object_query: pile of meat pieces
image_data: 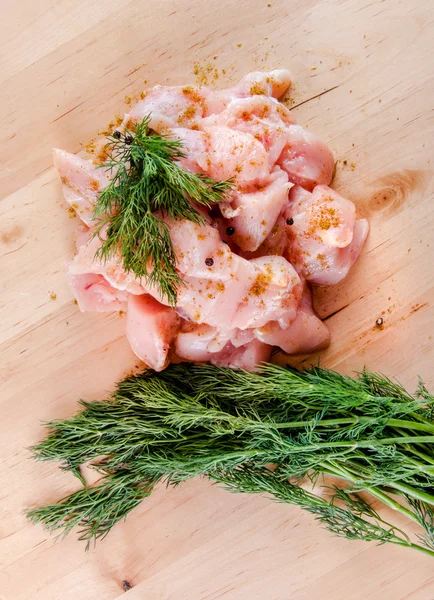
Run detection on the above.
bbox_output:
[54,69,369,372]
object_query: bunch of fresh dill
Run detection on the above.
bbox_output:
[27,363,434,556]
[92,117,233,305]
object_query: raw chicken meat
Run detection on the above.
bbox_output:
[205,69,292,114]
[278,125,335,190]
[126,294,181,371]
[54,149,110,226]
[284,185,369,285]
[67,272,128,313]
[220,168,292,252]
[56,69,368,372]
[255,285,330,354]
[128,84,208,132]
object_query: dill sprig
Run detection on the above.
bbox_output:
[27,364,434,556]
[92,116,234,305]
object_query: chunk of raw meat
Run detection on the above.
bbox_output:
[294,218,368,286]
[206,69,291,114]
[284,185,367,285]
[202,95,295,168]
[175,255,257,330]
[169,127,209,173]
[67,271,128,312]
[239,215,288,260]
[203,126,270,185]
[69,229,148,296]
[211,339,272,371]
[278,125,335,190]
[221,168,292,252]
[163,216,235,281]
[255,285,330,354]
[232,256,303,330]
[128,84,209,132]
[175,323,226,362]
[53,149,110,226]
[126,294,181,371]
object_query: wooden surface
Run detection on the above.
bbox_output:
[1,0,434,598]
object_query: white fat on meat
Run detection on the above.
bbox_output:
[53,149,110,226]
[255,284,330,354]
[69,230,147,296]
[175,323,224,362]
[278,125,335,191]
[126,294,181,371]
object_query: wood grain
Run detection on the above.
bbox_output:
[1,0,434,598]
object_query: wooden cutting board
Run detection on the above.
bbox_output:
[1,0,433,598]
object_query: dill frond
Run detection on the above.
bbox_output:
[27,364,434,556]
[92,116,234,304]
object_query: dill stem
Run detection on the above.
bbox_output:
[323,461,420,525]
[277,436,434,452]
[393,540,434,558]
[400,444,434,467]
[274,417,434,435]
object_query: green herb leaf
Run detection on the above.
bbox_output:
[92,116,234,305]
[27,363,434,556]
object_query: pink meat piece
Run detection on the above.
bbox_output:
[255,285,330,354]
[291,218,369,286]
[221,168,292,252]
[69,230,147,296]
[175,255,257,331]
[287,185,356,248]
[126,294,181,371]
[284,185,367,285]
[67,271,128,312]
[202,126,270,185]
[127,84,209,132]
[239,214,288,260]
[278,125,335,191]
[211,339,272,371]
[175,253,302,333]
[206,69,291,115]
[174,323,229,362]
[163,217,235,281]
[232,256,303,330]
[175,323,271,372]
[53,149,110,226]
[230,328,256,348]
[169,127,209,174]
[202,96,295,168]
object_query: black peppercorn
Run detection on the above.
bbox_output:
[376,317,384,327]
[286,217,294,226]
[205,257,214,266]
[124,135,133,145]
[113,130,121,139]
[226,226,235,236]
[122,580,132,592]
